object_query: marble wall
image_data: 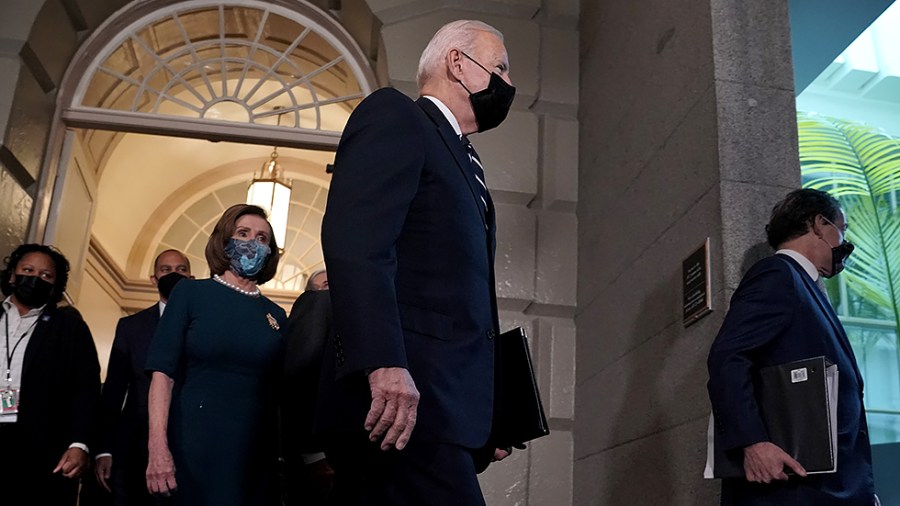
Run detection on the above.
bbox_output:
[0,0,131,258]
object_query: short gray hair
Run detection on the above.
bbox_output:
[417,20,504,91]
[305,269,327,291]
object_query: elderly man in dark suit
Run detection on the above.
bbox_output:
[93,249,191,505]
[319,19,515,506]
[708,189,877,505]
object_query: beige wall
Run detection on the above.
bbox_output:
[576,0,800,504]
[80,271,127,381]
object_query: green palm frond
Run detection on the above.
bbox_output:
[799,112,900,331]
[841,197,900,311]
[800,113,900,199]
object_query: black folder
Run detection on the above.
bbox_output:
[705,356,838,478]
[490,327,550,450]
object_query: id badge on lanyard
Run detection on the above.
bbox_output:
[0,386,17,415]
[3,310,39,416]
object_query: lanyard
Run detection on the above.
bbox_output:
[3,310,40,385]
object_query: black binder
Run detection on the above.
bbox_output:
[491,327,550,450]
[705,356,838,478]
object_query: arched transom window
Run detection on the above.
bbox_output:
[67,0,373,147]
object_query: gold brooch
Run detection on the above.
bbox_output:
[266,313,280,330]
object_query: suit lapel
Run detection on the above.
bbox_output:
[21,307,53,380]
[136,305,160,361]
[779,256,864,387]
[416,97,489,230]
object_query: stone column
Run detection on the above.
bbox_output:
[576,0,798,504]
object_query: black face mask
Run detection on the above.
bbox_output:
[825,241,854,278]
[460,52,516,133]
[156,272,188,301]
[820,218,854,278]
[12,275,55,308]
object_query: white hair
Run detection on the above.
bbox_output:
[416,20,504,91]
[305,269,327,291]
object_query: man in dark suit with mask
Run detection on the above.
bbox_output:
[93,249,191,505]
[708,189,877,505]
[319,19,515,506]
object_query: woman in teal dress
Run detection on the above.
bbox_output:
[145,204,286,505]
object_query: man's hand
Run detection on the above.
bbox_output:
[743,441,807,483]
[307,458,335,499]
[365,367,420,450]
[53,447,89,478]
[493,448,511,462]
[95,455,113,492]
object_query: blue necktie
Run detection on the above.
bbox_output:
[462,135,488,217]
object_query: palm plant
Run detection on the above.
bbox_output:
[798,111,900,354]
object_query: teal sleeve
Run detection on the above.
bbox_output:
[145,280,193,378]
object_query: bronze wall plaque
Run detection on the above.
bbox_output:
[683,238,712,327]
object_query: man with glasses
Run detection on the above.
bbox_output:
[708,188,877,505]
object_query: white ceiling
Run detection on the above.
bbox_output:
[91,131,335,277]
[797,1,900,136]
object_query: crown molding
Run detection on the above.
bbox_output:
[86,237,157,313]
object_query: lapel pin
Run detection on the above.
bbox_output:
[266,313,279,330]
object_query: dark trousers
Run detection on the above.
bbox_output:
[325,434,485,506]
[78,469,112,506]
[110,447,168,506]
[0,422,79,505]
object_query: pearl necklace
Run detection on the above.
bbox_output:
[213,274,260,297]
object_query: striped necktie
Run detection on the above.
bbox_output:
[462,135,488,217]
[815,277,830,300]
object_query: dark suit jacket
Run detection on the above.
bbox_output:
[319,88,499,450]
[282,290,332,455]
[1,304,101,470]
[96,304,159,460]
[708,254,874,505]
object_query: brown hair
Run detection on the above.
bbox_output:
[205,204,281,284]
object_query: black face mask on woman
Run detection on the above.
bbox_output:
[459,51,516,133]
[12,275,55,308]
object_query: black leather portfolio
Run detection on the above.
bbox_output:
[705,356,838,478]
[491,327,550,450]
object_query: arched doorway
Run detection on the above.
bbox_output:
[32,0,378,373]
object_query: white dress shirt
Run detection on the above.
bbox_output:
[775,249,819,281]
[422,95,462,137]
[1,296,44,424]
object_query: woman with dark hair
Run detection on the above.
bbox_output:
[145,204,286,505]
[0,243,101,505]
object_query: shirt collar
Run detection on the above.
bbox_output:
[422,95,462,137]
[776,249,819,281]
[2,296,45,318]
[158,300,167,316]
